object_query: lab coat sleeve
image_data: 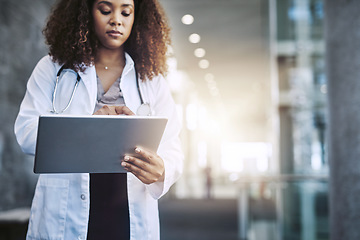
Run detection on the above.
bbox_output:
[145,75,184,199]
[14,56,57,155]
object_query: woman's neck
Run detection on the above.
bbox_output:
[95,47,126,69]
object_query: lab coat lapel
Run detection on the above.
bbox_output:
[121,54,142,114]
[78,65,97,112]
[121,69,142,114]
[75,54,142,115]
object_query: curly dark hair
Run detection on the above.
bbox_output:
[43,0,171,80]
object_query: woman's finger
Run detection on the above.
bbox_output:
[122,161,157,184]
[124,155,152,171]
[115,106,135,115]
[121,147,165,184]
[134,147,157,163]
[93,105,134,115]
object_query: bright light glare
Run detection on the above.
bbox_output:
[198,141,207,168]
[189,33,201,43]
[221,143,244,172]
[175,104,183,124]
[198,107,208,130]
[186,104,198,131]
[257,156,269,172]
[229,173,239,182]
[311,141,322,170]
[194,48,206,58]
[199,59,209,69]
[210,88,219,97]
[181,14,194,25]
[221,142,271,173]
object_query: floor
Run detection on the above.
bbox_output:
[159,198,238,240]
[0,198,239,240]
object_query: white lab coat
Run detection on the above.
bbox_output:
[14,54,183,240]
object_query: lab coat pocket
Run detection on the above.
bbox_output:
[27,176,70,240]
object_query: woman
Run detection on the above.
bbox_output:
[14,0,183,239]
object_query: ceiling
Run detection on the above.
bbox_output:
[159,0,272,141]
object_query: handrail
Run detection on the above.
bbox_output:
[235,174,329,240]
[235,174,328,184]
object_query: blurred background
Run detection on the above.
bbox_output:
[0,0,329,239]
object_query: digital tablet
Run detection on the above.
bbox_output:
[34,115,168,173]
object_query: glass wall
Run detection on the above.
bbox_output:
[271,0,328,239]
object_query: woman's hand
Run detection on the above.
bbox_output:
[122,147,165,184]
[93,105,135,115]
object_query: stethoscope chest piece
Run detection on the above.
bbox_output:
[135,69,152,116]
[136,103,151,116]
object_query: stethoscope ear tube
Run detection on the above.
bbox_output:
[51,66,81,114]
[135,68,144,105]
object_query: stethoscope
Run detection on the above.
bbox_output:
[51,66,151,116]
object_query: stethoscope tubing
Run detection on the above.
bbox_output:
[51,66,81,114]
[52,66,150,115]
[135,68,145,105]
